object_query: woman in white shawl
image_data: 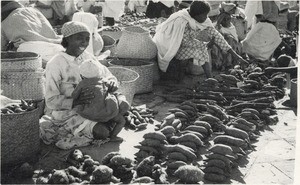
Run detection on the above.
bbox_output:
[153,1,248,80]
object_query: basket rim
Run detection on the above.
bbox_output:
[1,51,41,61]
[1,107,39,118]
[109,58,154,67]
[1,70,44,74]
[123,26,149,34]
[108,66,140,83]
[102,34,117,46]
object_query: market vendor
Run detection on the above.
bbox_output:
[211,2,243,71]
[40,21,125,150]
[146,0,177,18]
[99,0,126,26]
[153,1,248,80]
[242,1,282,61]
[1,0,62,51]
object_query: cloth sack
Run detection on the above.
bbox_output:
[17,41,65,63]
[241,22,282,61]
[72,78,119,123]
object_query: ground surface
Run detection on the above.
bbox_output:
[1,73,298,185]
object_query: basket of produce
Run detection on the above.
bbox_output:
[1,70,45,100]
[116,26,157,59]
[109,58,154,94]
[1,100,40,167]
[102,34,117,56]
[108,66,139,105]
[1,51,42,72]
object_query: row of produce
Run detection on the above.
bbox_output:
[27,63,286,184]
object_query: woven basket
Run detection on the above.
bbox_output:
[108,66,139,105]
[109,58,154,94]
[1,51,42,72]
[1,70,45,100]
[116,26,157,59]
[102,34,117,56]
[1,108,40,166]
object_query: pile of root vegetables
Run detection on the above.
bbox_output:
[19,65,289,184]
[142,65,287,183]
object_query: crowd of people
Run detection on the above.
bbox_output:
[1,0,298,149]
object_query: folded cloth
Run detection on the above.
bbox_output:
[242,22,282,60]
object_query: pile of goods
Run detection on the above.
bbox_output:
[124,106,157,131]
[150,64,289,183]
[103,12,159,35]
[1,99,37,114]
[32,150,170,184]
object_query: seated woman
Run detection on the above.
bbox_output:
[211,3,243,71]
[1,0,62,50]
[40,21,126,150]
[1,0,64,68]
[153,1,248,81]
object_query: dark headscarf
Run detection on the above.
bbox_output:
[1,0,23,21]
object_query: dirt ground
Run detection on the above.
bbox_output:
[1,73,299,184]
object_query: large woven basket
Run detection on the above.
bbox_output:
[102,34,117,56]
[1,108,40,167]
[116,26,158,59]
[108,66,139,105]
[1,51,42,72]
[109,58,154,94]
[1,70,45,100]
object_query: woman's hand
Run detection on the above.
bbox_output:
[73,87,95,107]
[229,49,249,69]
[105,81,118,92]
[236,55,249,68]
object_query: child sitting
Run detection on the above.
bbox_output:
[72,59,130,141]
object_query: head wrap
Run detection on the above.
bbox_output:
[61,21,90,38]
[1,0,23,21]
[79,59,101,78]
[220,2,236,14]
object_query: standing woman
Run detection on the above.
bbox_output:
[100,0,126,26]
[40,21,122,150]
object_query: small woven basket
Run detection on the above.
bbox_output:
[116,26,158,59]
[1,51,42,72]
[109,58,154,94]
[108,66,139,105]
[1,70,45,100]
[1,108,40,166]
[102,34,117,56]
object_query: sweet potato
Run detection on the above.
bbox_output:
[204,172,227,183]
[213,135,247,148]
[163,144,197,161]
[185,125,208,136]
[143,131,166,142]
[140,138,163,147]
[174,165,204,184]
[172,133,203,146]
[168,152,188,162]
[209,144,234,156]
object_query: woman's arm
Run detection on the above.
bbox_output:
[207,27,248,66]
[45,59,74,110]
